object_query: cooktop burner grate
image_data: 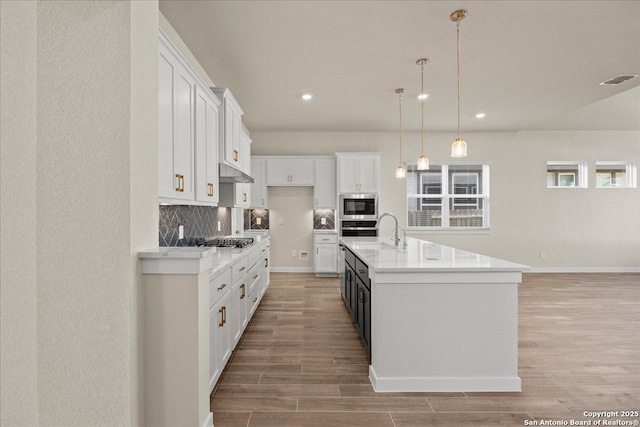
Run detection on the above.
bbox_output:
[197,237,254,248]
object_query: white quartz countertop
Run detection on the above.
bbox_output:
[341,236,529,273]
[139,235,269,275]
[138,246,217,258]
[314,229,338,234]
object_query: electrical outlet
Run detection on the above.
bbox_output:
[321,218,326,225]
[256,217,262,225]
[217,221,221,232]
[291,250,297,257]
[540,251,546,259]
[279,218,284,225]
[178,225,184,239]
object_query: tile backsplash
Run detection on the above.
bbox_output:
[313,209,335,230]
[159,205,232,246]
[244,209,270,230]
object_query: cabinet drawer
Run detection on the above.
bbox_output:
[345,248,356,269]
[314,234,338,244]
[232,256,249,284]
[247,261,261,295]
[210,268,232,307]
[248,245,261,270]
[355,257,369,287]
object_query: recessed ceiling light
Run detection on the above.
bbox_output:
[301,93,313,100]
[475,113,486,118]
[417,93,429,100]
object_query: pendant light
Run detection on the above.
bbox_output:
[416,58,430,170]
[395,88,406,179]
[451,9,467,157]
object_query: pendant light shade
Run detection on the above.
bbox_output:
[451,10,467,158]
[395,88,406,179]
[451,138,467,157]
[416,58,429,170]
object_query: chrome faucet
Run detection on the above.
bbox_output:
[378,212,400,247]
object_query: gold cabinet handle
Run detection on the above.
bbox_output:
[243,192,247,202]
[217,283,226,291]
[233,150,238,162]
[240,284,246,299]
[253,297,258,303]
[208,182,214,197]
[218,307,224,327]
[253,274,259,280]
[264,258,268,267]
[175,174,185,192]
[223,306,226,325]
[239,266,246,272]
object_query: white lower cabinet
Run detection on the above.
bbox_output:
[208,238,270,393]
[211,290,232,392]
[314,233,339,274]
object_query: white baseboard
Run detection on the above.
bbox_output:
[527,267,640,273]
[369,366,521,392]
[270,267,314,273]
[204,412,213,427]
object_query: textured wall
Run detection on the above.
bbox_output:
[0,1,39,424]
[159,205,232,246]
[268,187,314,271]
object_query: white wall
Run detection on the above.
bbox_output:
[0,1,158,425]
[252,130,640,270]
[1,1,38,424]
[268,187,315,271]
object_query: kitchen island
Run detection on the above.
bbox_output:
[340,236,529,393]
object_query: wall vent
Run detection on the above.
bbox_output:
[599,74,638,85]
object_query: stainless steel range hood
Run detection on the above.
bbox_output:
[219,163,254,184]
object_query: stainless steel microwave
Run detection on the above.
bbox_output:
[339,194,378,220]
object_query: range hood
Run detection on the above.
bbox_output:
[219,163,254,184]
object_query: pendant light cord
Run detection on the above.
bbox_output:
[421,62,425,154]
[399,91,403,162]
[456,21,461,140]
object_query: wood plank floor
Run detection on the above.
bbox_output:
[211,272,640,426]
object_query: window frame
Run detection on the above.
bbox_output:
[546,161,587,188]
[595,161,637,189]
[406,162,490,234]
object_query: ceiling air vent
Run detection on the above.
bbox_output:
[599,74,638,85]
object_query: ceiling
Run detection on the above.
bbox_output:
[159,1,640,133]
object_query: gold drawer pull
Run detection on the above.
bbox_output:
[253,274,259,280]
[240,284,246,299]
[218,307,224,327]
[233,150,238,162]
[239,266,246,272]
[217,283,226,291]
[253,297,258,303]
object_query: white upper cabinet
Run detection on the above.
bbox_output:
[266,157,315,186]
[314,158,336,208]
[337,153,380,193]
[194,85,221,204]
[158,36,195,201]
[211,88,244,170]
[250,158,267,208]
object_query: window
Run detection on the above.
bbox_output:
[595,162,636,188]
[407,163,489,230]
[547,161,587,188]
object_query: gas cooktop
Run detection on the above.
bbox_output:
[196,237,254,249]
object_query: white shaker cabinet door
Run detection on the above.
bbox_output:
[357,155,379,193]
[289,159,315,185]
[266,158,290,185]
[338,155,359,193]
